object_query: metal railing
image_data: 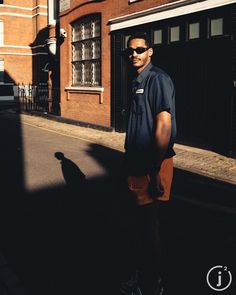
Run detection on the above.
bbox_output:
[17,83,60,114]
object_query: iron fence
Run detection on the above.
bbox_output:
[17,83,60,114]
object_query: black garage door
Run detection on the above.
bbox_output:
[154,37,232,153]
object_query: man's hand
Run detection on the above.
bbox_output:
[148,172,164,198]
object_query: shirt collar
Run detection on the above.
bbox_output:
[135,63,153,84]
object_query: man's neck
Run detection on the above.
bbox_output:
[136,61,151,74]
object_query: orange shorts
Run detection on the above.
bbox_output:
[127,157,174,205]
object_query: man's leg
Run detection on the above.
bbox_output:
[126,158,174,294]
[136,201,162,295]
[127,176,162,295]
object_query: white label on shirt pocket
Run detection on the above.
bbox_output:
[136,89,144,94]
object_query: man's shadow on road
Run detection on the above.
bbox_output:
[54,151,86,187]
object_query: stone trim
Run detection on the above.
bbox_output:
[65,86,104,104]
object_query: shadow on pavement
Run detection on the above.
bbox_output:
[54,151,86,187]
[0,110,236,295]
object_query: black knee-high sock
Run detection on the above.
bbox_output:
[135,201,162,294]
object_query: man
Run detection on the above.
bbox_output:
[122,33,176,295]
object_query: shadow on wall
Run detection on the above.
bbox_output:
[30,26,61,115]
[30,26,49,85]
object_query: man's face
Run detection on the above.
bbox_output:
[128,38,153,73]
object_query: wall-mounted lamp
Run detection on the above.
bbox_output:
[47,37,57,56]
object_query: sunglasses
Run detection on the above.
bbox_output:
[125,47,149,55]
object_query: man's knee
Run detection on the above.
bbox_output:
[127,175,153,205]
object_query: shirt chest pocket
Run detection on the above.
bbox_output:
[133,94,144,115]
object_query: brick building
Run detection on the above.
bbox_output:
[58,0,236,157]
[0,0,48,101]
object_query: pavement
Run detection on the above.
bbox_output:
[18,111,236,186]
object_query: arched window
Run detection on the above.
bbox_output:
[71,14,101,87]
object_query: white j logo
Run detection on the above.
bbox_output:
[217,271,222,287]
[206,265,232,292]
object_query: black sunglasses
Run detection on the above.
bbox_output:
[125,47,149,55]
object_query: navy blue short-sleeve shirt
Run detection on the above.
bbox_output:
[124,63,177,176]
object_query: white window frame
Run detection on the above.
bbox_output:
[71,14,101,87]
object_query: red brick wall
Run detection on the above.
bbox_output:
[60,1,112,127]
[63,91,110,126]
[0,0,48,84]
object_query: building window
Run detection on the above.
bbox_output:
[170,26,180,42]
[0,1,3,4]
[153,29,162,45]
[0,59,4,84]
[210,18,223,36]
[0,20,3,46]
[72,15,101,87]
[189,22,200,40]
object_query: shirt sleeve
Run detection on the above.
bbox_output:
[150,72,175,117]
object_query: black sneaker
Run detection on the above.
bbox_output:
[120,271,164,295]
[120,271,143,295]
[158,277,164,295]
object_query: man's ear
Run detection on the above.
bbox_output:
[148,47,153,57]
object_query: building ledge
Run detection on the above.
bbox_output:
[65,86,104,103]
[65,86,104,93]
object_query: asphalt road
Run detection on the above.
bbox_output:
[0,110,236,295]
[22,121,112,191]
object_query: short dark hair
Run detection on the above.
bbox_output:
[127,32,152,48]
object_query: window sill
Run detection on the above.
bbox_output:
[65,86,104,103]
[65,86,104,93]
[129,0,142,4]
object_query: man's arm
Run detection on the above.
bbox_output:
[148,110,172,197]
[154,110,172,170]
